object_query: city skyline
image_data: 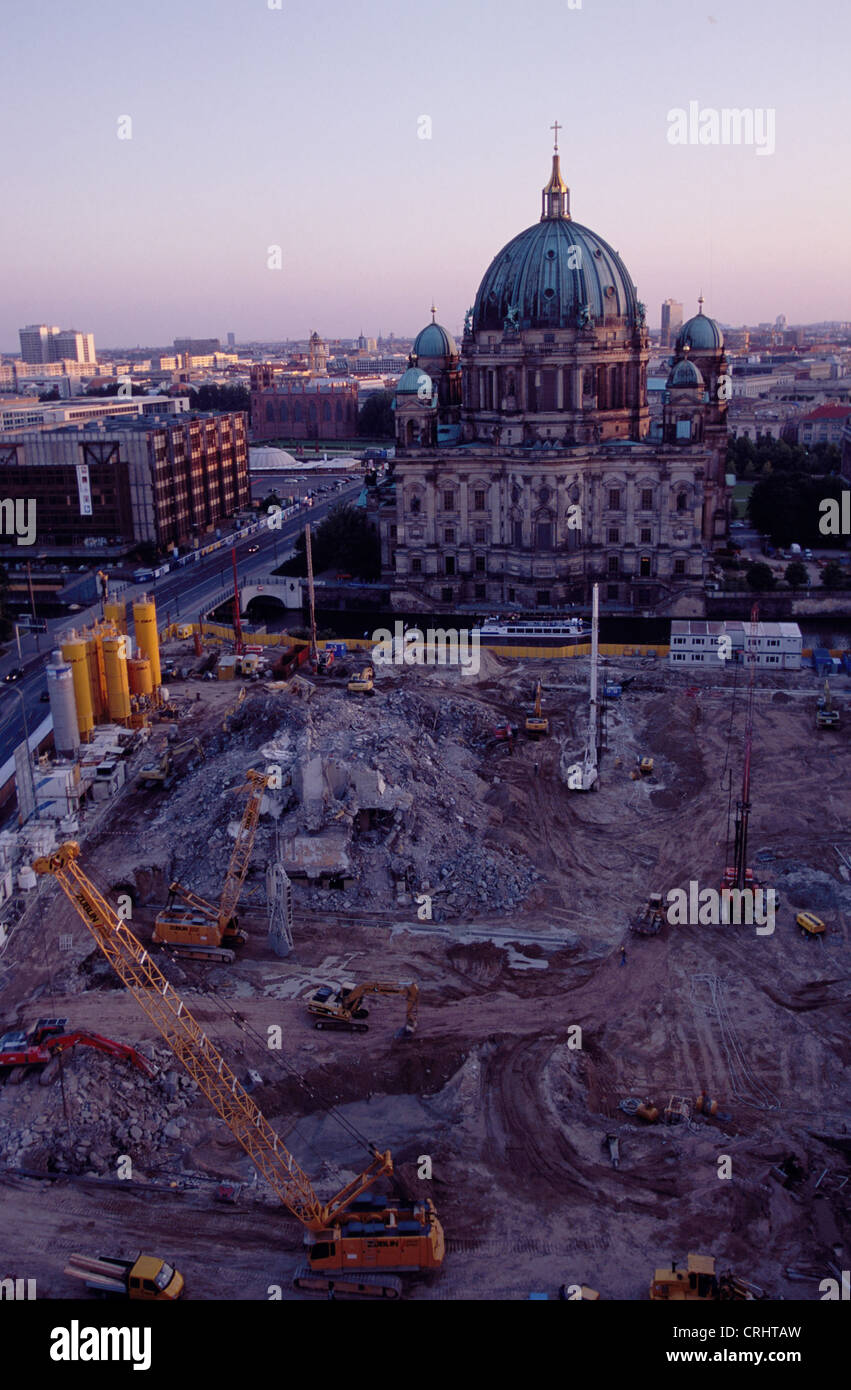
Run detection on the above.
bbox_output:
[1,0,849,351]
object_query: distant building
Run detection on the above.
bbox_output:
[660,299,683,348]
[669,620,802,669]
[795,404,851,447]
[0,410,249,549]
[173,337,220,355]
[250,365,359,441]
[0,395,188,432]
[19,324,96,365]
[227,332,236,347]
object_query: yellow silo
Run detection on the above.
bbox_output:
[133,598,162,687]
[103,636,131,723]
[61,635,95,739]
[128,657,153,697]
[104,600,126,633]
[85,632,108,720]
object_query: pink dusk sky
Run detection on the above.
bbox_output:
[1,0,849,349]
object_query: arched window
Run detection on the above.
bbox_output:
[677,491,688,511]
[265,402,274,422]
[335,401,343,422]
[308,402,318,423]
[294,403,302,422]
[322,401,331,421]
[279,403,288,423]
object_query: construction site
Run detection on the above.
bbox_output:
[0,586,849,1303]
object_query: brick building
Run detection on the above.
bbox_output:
[250,365,359,442]
[0,410,249,550]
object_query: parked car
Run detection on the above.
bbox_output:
[40,690,50,702]
[803,548,814,560]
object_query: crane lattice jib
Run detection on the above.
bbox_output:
[34,844,392,1230]
[217,770,269,934]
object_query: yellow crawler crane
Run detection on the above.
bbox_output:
[34,843,445,1299]
[153,768,269,962]
[308,980,419,1037]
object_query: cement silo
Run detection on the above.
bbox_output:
[133,598,161,688]
[103,636,131,723]
[60,635,95,740]
[46,651,80,758]
[104,599,126,633]
[128,657,153,698]
[85,632,108,721]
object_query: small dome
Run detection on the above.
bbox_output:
[413,320,456,359]
[395,366,431,396]
[669,358,704,388]
[676,299,724,352]
[249,445,298,470]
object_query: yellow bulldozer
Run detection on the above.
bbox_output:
[650,1253,764,1301]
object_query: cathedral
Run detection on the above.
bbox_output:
[376,136,730,617]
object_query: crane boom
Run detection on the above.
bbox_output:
[217,769,268,934]
[33,842,392,1230]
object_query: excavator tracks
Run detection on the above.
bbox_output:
[292,1265,403,1299]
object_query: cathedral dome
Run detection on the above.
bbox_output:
[473,219,639,332]
[676,298,724,352]
[471,148,640,333]
[413,313,456,360]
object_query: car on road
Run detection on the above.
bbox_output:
[40,690,50,702]
[246,543,260,553]
[4,668,24,682]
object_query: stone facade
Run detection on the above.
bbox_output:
[250,364,358,442]
[378,146,730,616]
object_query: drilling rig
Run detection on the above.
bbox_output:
[722,603,759,896]
[34,843,445,1298]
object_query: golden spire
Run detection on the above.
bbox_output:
[541,124,570,221]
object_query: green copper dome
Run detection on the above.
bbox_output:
[676,298,724,352]
[396,365,431,395]
[669,358,704,388]
[413,317,456,359]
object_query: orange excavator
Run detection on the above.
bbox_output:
[33,843,445,1299]
[153,768,269,962]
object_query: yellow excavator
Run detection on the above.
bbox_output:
[153,768,269,962]
[525,681,548,739]
[137,738,205,791]
[34,843,445,1299]
[347,664,375,696]
[816,678,840,730]
[308,980,419,1037]
[650,1253,765,1301]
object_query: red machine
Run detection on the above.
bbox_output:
[0,1017,155,1080]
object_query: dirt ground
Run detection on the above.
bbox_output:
[0,645,848,1300]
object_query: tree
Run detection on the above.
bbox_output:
[38,386,60,401]
[784,561,808,591]
[291,504,381,580]
[357,390,395,439]
[747,471,846,547]
[821,560,845,590]
[192,383,250,414]
[746,562,776,592]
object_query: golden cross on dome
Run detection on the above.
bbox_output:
[550,120,561,151]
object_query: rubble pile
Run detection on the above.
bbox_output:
[0,1048,201,1177]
